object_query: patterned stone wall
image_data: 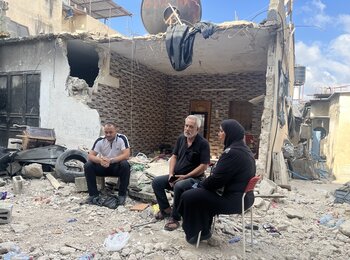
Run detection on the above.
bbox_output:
[88,51,266,157]
[88,52,168,155]
[166,73,266,158]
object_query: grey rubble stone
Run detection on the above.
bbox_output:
[22,163,43,178]
[258,179,277,195]
[59,246,76,255]
[339,220,350,237]
[179,249,199,259]
[284,208,304,219]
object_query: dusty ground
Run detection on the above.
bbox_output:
[1,170,350,260]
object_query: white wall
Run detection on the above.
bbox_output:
[0,38,101,149]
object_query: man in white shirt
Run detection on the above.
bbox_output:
[84,122,131,205]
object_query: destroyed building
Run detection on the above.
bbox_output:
[0,0,296,183]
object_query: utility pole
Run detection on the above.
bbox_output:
[0,0,9,38]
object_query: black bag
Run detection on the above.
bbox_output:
[101,195,119,209]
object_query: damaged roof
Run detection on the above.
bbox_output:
[101,21,277,75]
[0,20,278,76]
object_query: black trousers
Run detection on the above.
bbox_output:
[84,160,130,196]
[178,188,254,240]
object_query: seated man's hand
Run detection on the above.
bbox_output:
[175,175,187,182]
[100,157,110,168]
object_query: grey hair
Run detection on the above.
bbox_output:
[186,115,202,129]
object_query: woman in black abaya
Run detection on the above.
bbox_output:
[178,119,256,244]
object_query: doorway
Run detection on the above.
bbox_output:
[0,72,40,147]
[190,100,211,140]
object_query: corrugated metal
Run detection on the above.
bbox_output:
[70,0,131,19]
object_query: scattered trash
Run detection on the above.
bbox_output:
[3,246,32,260]
[0,191,7,200]
[78,252,95,260]
[131,164,145,172]
[151,204,159,214]
[318,213,345,228]
[228,236,241,244]
[319,213,333,225]
[245,224,259,230]
[103,232,130,251]
[263,223,281,236]
[130,203,149,211]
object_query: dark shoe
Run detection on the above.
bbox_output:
[164,218,180,231]
[80,195,100,205]
[154,210,171,220]
[118,195,126,205]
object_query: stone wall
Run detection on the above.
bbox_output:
[88,52,266,157]
[166,73,266,157]
[88,53,168,155]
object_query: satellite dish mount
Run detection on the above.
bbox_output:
[164,4,183,26]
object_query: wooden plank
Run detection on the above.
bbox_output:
[272,151,289,186]
[130,203,149,211]
[46,173,62,189]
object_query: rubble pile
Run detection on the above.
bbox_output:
[1,161,350,259]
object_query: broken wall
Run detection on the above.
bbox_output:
[257,0,294,180]
[0,37,101,149]
[87,52,168,155]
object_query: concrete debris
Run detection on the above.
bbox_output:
[257,179,277,195]
[283,208,304,219]
[0,168,350,259]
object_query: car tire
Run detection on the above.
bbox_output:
[55,149,88,183]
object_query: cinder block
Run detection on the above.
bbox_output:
[75,176,106,192]
[0,203,13,224]
[75,177,88,192]
[12,175,24,194]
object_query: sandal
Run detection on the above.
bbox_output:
[164,218,180,231]
[154,210,171,220]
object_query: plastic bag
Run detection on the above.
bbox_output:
[103,232,130,251]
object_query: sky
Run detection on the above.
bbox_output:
[107,0,350,100]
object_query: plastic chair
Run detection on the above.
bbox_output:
[196,175,261,259]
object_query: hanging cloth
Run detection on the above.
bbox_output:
[165,22,216,71]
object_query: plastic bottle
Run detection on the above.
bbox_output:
[78,253,95,260]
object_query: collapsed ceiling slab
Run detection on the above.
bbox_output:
[97,21,277,76]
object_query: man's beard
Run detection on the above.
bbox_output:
[184,132,196,139]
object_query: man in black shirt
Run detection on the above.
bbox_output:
[152,115,210,231]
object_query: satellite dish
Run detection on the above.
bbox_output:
[141,0,202,35]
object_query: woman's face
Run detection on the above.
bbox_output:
[218,126,225,143]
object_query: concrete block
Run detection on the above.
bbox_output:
[12,175,24,194]
[75,176,107,192]
[0,203,13,224]
[128,189,157,203]
[75,177,88,192]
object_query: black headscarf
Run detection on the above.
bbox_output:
[221,119,254,158]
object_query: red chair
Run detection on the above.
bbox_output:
[196,175,261,259]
